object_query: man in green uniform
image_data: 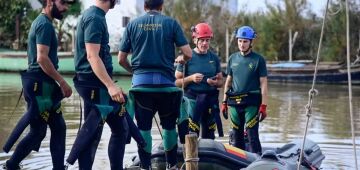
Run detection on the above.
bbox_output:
[66,0,129,169]
[221,26,268,154]
[2,0,73,169]
[118,0,192,169]
[175,23,223,139]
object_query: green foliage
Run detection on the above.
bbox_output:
[55,0,82,51]
[0,0,82,50]
[164,0,360,62]
[322,1,360,62]
[164,0,211,42]
[0,0,31,49]
[65,1,82,17]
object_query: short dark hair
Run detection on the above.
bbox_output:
[40,0,76,7]
[39,0,49,8]
[144,0,163,10]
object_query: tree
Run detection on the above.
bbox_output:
[323,0,360,62]
[164,0,211,41]
[0,0,82,50]
[161,0,360,62]
[0,0,31,49]
[54,1,81,51]
[164,0,239,61]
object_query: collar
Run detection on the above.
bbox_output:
[146,10,161,15]
[91,5,106,16]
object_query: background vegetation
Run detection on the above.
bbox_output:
[164,0,360,62]
[0,0,81,51]
[0,0,359,62]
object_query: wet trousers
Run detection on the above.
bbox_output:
[3,71,65,170]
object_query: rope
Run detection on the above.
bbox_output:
[181,61,187,169]
[154,116,163,140]
[179,158,200,170]
[7,88,23,123]
[2,88,24,147]
[297,0,330,169]
[345,0,359,168]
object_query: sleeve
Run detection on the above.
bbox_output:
[36,23,54,46]
[258,56,268,77]
[119,25,132,53]
[84,17,103,44]
[173,20,188,47]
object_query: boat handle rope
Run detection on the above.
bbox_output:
[345,0,358,169]
[297,0,329,169]
[179,158,200,170]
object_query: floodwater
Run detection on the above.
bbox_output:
[0,73,359,170]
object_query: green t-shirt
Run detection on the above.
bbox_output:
[75,6,112,74]
[119,11,188,81]
[226,51,267,93]
[27,14,58,72]
[177,50,221,92]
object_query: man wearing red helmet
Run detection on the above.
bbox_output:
[175,23,223,139]
[221,26,268,154]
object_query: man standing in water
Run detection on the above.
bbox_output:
[118,0,192,169]
[175,23,223,139]
[66,0,129,169]
[2,0,73,169]
[222,26,268,154]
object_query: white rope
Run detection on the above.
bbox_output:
[179,158,200,170]
[345,0,359,169]
[180,59,187,170]
[297,0,330,169]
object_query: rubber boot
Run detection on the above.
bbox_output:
[230,129,245,150]
[165,145,178,170]
[3,160,21,170]
[138,148,152,170]
[177,119,189,144]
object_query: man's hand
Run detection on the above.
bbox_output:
[206,75,218,86]
[221,101,228,119]
[191,73,204,84]
[258,104,267,122]
[108,84,125,103]
[175,55,187,64]
[59,80,72,98]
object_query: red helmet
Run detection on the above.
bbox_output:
[191,23,213,39]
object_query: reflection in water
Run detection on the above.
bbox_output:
[0,73,359,169]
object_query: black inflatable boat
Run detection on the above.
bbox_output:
[126,139,325,170]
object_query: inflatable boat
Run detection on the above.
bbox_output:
[126,139,325,170]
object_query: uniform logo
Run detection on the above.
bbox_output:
[209,60,214,63]
[248,63,254,70]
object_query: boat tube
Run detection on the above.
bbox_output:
[126,139,324,170]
